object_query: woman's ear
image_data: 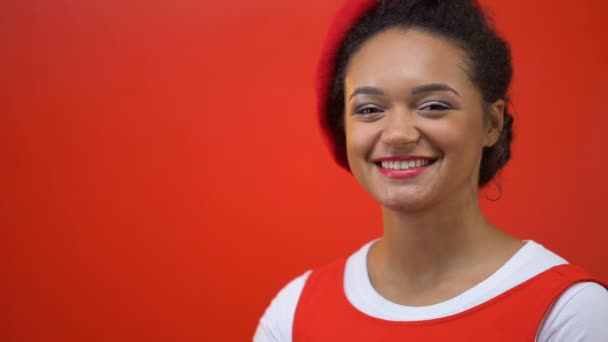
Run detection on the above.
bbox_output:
[484,99,505,147]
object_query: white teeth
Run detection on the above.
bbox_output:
[380,159,431,170]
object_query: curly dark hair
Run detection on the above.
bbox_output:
[323,0,514,187]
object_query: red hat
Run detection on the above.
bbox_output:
[316,0,379,171]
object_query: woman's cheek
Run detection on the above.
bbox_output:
[346,122,376,155]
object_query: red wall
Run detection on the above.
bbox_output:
[3,0,607,340]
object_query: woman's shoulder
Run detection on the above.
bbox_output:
[529,240,608,340]
[253,270,311,342]
[253,241,372,342]
[252,259,349,342]
[538,280,608,341]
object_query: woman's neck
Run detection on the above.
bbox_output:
[367,189,522,305]
[380,191,490,274]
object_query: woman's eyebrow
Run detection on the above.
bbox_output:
[349,84,460,100]
[411,83,461,97]
[349,86,386,100]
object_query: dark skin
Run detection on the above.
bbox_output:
[343,28,523,306]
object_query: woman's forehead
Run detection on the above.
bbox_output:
[344,29,472,93]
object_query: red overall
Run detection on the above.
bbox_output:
[293,259,604,341]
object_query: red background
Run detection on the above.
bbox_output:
[3,0,607,340]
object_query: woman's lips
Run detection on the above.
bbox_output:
[373,156,437,179]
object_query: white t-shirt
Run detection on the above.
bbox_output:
[254,240,608,341]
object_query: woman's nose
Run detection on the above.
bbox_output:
[380,110,421,149]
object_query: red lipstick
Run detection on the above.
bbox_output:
[373,155,436,179]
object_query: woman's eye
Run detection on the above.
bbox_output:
[355,106,382,115]
[419,102,451,111]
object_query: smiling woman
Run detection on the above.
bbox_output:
[254,0,608,341]
[344,29,501,212]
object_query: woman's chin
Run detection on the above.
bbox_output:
[374,189,434,213]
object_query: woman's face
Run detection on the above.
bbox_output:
[344,28,503,211]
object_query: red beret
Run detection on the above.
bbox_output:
[316,0,379,171]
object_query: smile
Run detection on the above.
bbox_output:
[373,156,438,179]
[380,159,431,170]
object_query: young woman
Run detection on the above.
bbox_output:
[255,0,608,340]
